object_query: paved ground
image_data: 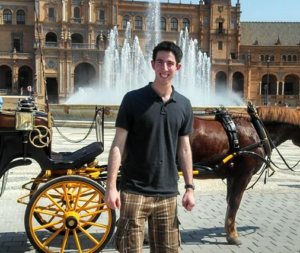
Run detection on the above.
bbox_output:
[0,126,300,253]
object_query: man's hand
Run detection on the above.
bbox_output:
[104,189,121,210]
[182,189,195,211]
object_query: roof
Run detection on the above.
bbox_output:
[240,22,300,46]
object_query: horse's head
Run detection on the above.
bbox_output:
[258,106,300,148]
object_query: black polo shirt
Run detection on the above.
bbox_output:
[116,82,193,197]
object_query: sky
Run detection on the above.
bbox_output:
[163,0,300,22]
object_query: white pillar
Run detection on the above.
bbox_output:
[282,82,285,95]
[259,81,262,95]
[276,82,279,95]
[60,62,64,93]
[89,2,92,23]
[67,62,71,92]
[62,1,66,22]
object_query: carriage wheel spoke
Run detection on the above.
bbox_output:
[80,208,108,217]
[77,192,97,212]
[78,224,100,245]
[42,226,64,247]
[33,220,62,231]
[45,193,66,213]
[73,229,83,253]
[34,209,63,218]
[62,183,72,211]
[74,184,82,210]
[81,221,108,229]
[60,229,69,253]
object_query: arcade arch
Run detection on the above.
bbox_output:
[232,72,244,97]
[18,66,33,94]
[0,65,12,94]
[261,74,277,95]
[46,77,58,104]
[74,63,96,92]
[45,32,57,42]
[284,75,299,95]
[71,33,83,44]
[215,71,227,92]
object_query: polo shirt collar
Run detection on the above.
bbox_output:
[147,82,177,102]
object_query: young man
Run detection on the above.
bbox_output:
[104,41,195,253]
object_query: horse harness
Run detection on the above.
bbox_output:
[192,103,274,181]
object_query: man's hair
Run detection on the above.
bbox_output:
[152,41,183,64]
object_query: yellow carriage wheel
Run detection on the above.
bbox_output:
[30,172,105,235]
[25,175,116,253]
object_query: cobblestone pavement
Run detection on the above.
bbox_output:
[0,127,300,253]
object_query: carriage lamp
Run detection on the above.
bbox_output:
[15,112,34,131]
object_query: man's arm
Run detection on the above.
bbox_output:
[177,135,195,211]
[104,127,128,209]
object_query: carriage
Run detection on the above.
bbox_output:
[0,99,116,253]
[1,98,300,252]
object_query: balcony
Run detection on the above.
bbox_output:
[47,17,56,22]
[71,18,82,24]
[216,28,226,34]
[0,52,33,59]
[44,42,58,48]
[71,43,97,49]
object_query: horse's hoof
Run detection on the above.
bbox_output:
[227,236,242,245]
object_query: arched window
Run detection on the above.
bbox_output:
[99,10,105,24]
[3,9,12,24]
[17,10,25,24]
[161,17,166,31]
[123,15,130,29]
[288,55,292,62]
[293,55,297,62]
[135,16,142,30]
[265,55,270,61]
[270,55,275,61]
[282,55,286,61]
[171,18,178,32]
[183,18,190,31]
[260,55,264,61]
[73,7,81,23]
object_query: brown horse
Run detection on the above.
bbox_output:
[190,106,300,245]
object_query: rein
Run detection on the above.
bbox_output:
[248,103,300,171]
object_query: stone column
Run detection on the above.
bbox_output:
[282,82,285,95]
[59,61,64,93]
[89,2,92,23]
[12,62,19,94]
[259,82,262,95]
[62,0,66,22]
[67,61,72,93]
[276,81,279,95]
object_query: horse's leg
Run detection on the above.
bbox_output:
[225,170,253,245]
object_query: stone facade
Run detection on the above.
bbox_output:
[0,0,299,107]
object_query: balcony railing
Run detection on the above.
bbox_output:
[216,28,226,34]
[0,52,33,59]
[44,42,58,48]
[48,17,56,22]
[71,18,82,24]
[71,43,97,49]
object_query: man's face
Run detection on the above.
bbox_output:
[151,51,181,84]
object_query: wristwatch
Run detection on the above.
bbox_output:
[185,183,195,190]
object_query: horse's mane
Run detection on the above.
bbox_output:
[257,106,300,126]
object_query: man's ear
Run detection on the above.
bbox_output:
[176,63,182,71]
[151,60,155,70]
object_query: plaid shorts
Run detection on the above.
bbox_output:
[113,191,180,253]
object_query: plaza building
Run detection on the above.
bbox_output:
[0,0,300,106]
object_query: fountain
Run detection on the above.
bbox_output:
[65,0,214,106]
[58,0,245,121]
